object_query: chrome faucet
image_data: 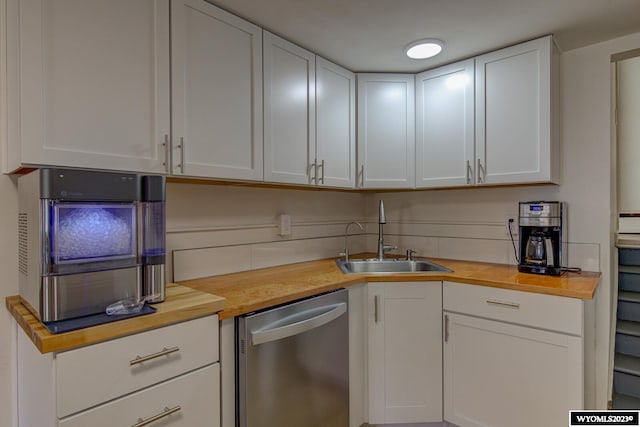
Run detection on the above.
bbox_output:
[377,200,397,260]
[341,221,364,262]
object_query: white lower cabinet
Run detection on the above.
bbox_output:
[59,364,220,427]
[443,281,583,427]
[17,315,220,427]
[367,281,442,424]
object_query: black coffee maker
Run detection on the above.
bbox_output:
[518,201,566,276]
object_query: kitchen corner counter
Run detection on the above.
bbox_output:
[6,284,226,354]
[178,256,601,320]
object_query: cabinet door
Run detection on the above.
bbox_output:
[19,0,170,173]
[368,282,442,424]
[416,59,475,188]
[443,312,583,427]
[475,36,557,185]
[59,364,220,427]
[316,57,356,188]
[171,0,263,180]
[263,31,316,185]
[357,74,415,189]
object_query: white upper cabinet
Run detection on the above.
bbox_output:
[416,59,475,188]
[171,0,263,180]
[6,2,558,190]
[263,31,316,185]
[315,57,356,188]
[14,0,171,174]
[357,74,415,189]
[475,35,558,185]
[416,36,557,189]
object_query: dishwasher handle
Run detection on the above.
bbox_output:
[250,302,347,346]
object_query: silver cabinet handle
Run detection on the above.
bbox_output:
[178,137,185,173]
[359,165,365,187]
[162,134,170,173]
[309,159,317,184]
[319,159,325,184]
[314,158,318,184]
[444,314,449,342]
[132,405,181,427]
[486,299,520,309]
[374,295,380,323]
[466,160,472,184]
[477,158,485,183]
[251,302,346,345]
[130,346,180,366]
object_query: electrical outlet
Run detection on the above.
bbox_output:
[504,214,518,236]
[279,214,292,236]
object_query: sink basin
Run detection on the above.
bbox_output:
[336,258,452,274]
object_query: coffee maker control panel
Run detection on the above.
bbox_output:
[519,202,562,227]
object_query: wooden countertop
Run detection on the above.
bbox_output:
[6,283,226,354]
[7,256,600,353]
[178,256,601,320]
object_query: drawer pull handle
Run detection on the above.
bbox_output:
[132,405,181,427]
[130,346,180,366]
[486,299,520,309]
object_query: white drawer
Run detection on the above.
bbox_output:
[59,363,220,427]
[56,315,218,418]
[443,281,583,336]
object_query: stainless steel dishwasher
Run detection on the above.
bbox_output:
[237,288,349,427]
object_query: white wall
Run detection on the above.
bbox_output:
[551,31,640,409]
[167,182,367,281]
[617,55,640,213]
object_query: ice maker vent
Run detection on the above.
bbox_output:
[18,213,28,276]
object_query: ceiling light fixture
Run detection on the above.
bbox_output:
[405,39,444,59]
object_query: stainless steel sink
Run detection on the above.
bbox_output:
[336,258,452,274]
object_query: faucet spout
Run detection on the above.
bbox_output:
[341,221,364,262]
[379,200,386,224]
[377,200,396,259]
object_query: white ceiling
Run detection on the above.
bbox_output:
[208,0,640,72]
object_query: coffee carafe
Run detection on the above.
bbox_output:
[518,202,565,276]
[525,231,555,266]
[525,232,545,265]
